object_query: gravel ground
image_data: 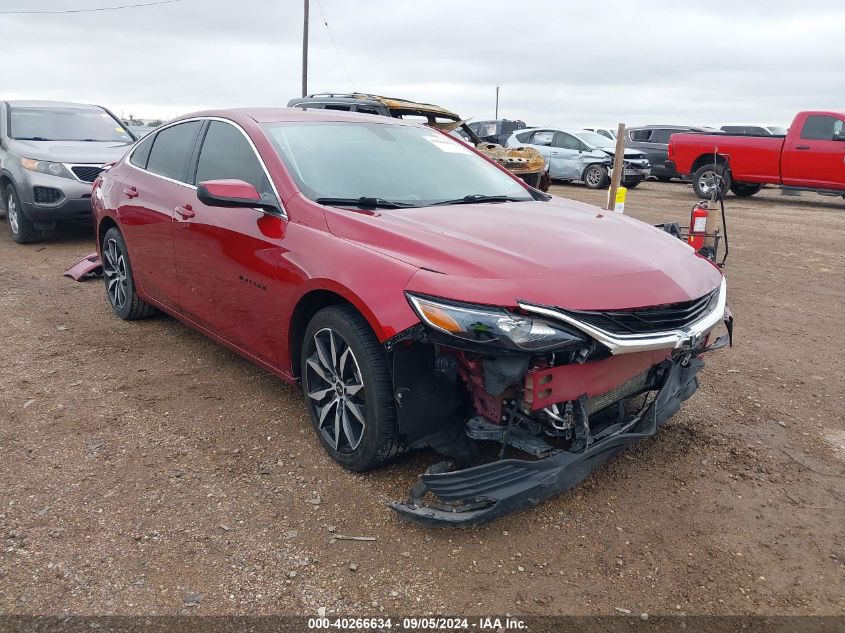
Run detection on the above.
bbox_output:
[0,181,843,617]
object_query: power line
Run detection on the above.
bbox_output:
[315,0,356,91]
[0,0,180,15]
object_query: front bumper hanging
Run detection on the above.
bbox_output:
[391,355,705,527]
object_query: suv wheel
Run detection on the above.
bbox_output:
[5,184,41,244]
[101,227,156,320]
[301,305,403,472]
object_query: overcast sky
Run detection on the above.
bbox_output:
[1,0,843,128]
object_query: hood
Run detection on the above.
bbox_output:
[7,139,133,164]
[598,147,648,160]
[324,197,723,310]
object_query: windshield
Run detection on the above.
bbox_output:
[9,106,134,142]
[575,131,615,149]
[262,121,533,206]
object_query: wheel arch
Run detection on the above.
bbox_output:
[288,286,387,380]
[97,216,119,252]
[580,161,607,180]
[690,153,728,175]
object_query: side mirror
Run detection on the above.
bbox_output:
[197,179,279,213]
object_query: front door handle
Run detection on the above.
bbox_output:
[175,204,195,219]
[123,186,139,198]
[795,145,811,150]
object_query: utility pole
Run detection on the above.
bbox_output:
[495,85,500,120]
[301,0,309,97]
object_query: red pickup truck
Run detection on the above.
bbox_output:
[667,111,845,199]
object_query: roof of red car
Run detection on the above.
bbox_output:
[174,107,410,125]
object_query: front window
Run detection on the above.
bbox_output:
[9,106,134,142]
[261,121,532,206]
[575,131,615,150]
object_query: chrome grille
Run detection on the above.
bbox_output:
[565,289,718,335]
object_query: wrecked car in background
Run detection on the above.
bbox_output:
[507,127,651,189]
[287,93,547,190]
[92,107,732,527]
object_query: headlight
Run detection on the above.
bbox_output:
[407,294,586,352]
[20,158,74,179]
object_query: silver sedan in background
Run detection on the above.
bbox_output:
[506,127,650,189]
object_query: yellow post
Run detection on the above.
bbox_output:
[614,186,627,213]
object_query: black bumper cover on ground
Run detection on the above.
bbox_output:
[391,356,704,527]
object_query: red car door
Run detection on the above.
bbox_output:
[117,120,203,311]
[782,114,845,189]
[172,119,288,367]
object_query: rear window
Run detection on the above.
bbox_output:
[531,131,554,146]
[146,121,201,182]
[628,129,653,142]
[650,129,677,144]
[514,131,532,143]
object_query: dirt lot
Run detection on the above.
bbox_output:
[0,181,843,618]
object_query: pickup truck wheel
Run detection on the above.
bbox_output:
[692,164,731,199]
[583,164,609,189]
[101,227,156,320]
[301,305,402,472]
[624,180,641,189]
[729,182,762,197]
[5,184,41,244]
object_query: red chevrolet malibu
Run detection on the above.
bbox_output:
[92,108,732,526]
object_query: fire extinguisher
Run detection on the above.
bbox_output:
[688,202,709,251]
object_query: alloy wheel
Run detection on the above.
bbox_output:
[697,169,719,196]
[305,327,367,452]
[585,167,602,187]
[102,238,129,310]
[7,193,19,235]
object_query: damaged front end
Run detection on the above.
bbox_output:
[387,285,733,527]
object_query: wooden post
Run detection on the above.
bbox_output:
[606,123,627,211]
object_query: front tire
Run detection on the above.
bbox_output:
[730,182,762,197]
[5,184,41,244]
[692,163,731,199]
[301,305,402,472]
[101,227,156,320]
[583,164,609,189]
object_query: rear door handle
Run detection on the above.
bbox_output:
[123,186,139,198]
[175,204,195,219]
[551,151,559,156]
[796,145,811,150]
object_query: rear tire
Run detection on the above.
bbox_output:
[623,180,641,189]
[729,182,762,197]
[301,305,403,472]
[5,184,41,244]
[101,227,156,320]
[692,163,731,199]
[583,164,609,189]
